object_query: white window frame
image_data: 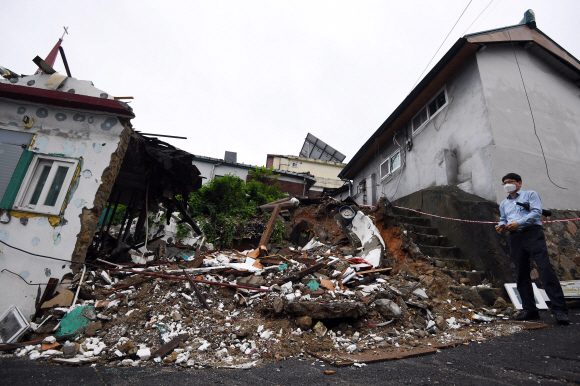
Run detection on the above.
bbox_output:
[13,154,79,216]
[411,86,448,136]
[380,150,401,181]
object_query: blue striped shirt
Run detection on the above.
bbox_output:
[499,190,543,228]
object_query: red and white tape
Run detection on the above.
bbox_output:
[329,197,580,224]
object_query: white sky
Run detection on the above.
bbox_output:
[3,1,579,167]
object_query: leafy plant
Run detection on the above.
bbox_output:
[187,173,287,249]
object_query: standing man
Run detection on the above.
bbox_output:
[496,173,569,325]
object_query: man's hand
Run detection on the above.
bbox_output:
[505,221,520,231]
[495,224,506,232]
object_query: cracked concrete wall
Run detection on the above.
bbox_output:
[0,98,129,318]
[71,123,132,268]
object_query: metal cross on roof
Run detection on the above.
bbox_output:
[61,26,69,40]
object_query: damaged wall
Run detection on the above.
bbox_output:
[0,97,129,318]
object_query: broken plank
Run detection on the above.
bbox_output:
[311,347,437,367]
[258,259,283,265]
[103,278,152,295]
[151,333,189,358]
[188,235,206,269]
[183,270,210,310]
[258,204,281,247]
[32,278,59,321]
[273,262,326,285]
[355,268,393,275]
[293,257,319,265]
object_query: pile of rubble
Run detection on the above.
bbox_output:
[1,198,527,368]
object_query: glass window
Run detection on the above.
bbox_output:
[391,152,401,171]
[412,107,428,132]
[14,155,79,216]
[380,159,390,179]
[44,166,69,206]
[428,91,446,116]
[29,164,51,205]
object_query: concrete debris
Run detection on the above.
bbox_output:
[2,198,527,369]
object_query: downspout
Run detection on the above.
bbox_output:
[303,177,307,197]
[210,161,223,180]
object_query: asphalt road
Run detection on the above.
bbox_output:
[2,311,579,386]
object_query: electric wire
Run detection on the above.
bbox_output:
[0,239,99,268]
[507,31,567,190]
[410,0,474,90]
[461,0,495,36]
[468,0,504,35]
[0,269,55,285]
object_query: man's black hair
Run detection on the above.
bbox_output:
[502,173,522,183]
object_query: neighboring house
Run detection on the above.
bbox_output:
[0,43,202,318]
[192,152,317,197]
[339,10,580,210]
[266,154,346,197]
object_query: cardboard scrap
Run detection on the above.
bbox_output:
[319,279,335,292]
[41,290,75,309]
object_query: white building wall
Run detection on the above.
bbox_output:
[477,44,580,209]
[351,56,495,206]
[0,99,125,318]
[191,161,250,184]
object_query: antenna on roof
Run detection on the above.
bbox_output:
[61,26,69,40]
[34,27,69,75]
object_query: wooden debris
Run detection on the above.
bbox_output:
[188,235,206,269]
[151,333,189,358]
[319,279,335,292]
[355,267,393,275]
[274,262,326,285]
[103,278,152,295]
[33,278,59,321]
[258,204,282,247]
[183,270,210,310]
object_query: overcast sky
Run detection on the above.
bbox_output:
[3,1,579,167]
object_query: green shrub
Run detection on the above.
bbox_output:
[187,173,287,249]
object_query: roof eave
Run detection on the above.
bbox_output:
[0,83,135,118]
[339,37,471,180]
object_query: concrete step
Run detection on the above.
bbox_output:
[440,269,483,286]
[400,224,439,235]
[410,233,447,247]
[418,244,459,259]
[396,215,431,226]
[430,257,471,270]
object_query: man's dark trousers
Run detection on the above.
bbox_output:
[508,229,567,314]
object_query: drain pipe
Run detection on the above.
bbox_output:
[210,161,223,181]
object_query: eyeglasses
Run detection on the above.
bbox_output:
[502,180,518,185]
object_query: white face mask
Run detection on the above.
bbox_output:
[504,183,517,193]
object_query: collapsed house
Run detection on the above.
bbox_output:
[0,44,202,320]
[1,198,535,367]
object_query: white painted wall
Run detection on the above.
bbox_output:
[477,44,580,209]
[0,96,125,319]
[192,161,250,184]
[351,56,494,206]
